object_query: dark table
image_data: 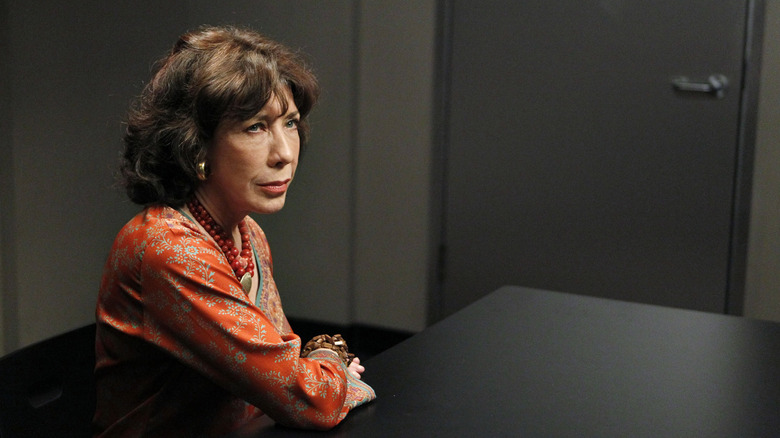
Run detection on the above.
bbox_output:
[234,286,780,437]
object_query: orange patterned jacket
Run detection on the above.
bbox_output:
[93,205,375,437]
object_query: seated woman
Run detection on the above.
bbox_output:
[93,25,375,437]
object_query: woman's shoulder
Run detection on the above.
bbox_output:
[114,205,222,273]
[115,204,201,244]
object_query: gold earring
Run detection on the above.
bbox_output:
[197,161,208,181]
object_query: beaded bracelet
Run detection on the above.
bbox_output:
[300,334,355,366]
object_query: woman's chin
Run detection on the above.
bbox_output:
[251,197,287,215]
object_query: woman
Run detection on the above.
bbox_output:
[94,25,375,437]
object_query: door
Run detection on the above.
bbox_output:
[438,0,761,317]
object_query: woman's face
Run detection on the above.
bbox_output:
[199,87,301,223]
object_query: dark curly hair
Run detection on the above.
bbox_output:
[120,25,320,206]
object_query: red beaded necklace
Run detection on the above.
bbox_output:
[187,197,255,293]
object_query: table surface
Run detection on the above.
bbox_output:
[232,286,780,437]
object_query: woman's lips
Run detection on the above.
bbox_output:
[258,179,290,195]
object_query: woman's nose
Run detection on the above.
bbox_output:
[268,128,298,167]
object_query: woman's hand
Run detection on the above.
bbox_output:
[348,357,365,380]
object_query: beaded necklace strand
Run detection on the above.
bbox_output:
[187,197,255,293]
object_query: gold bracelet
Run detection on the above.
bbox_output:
[300,334,355,366]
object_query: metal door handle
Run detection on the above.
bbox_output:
[671,74,728,99]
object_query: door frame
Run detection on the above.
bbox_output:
[726,0,765,315]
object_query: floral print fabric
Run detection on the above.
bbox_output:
[93,205,375,437]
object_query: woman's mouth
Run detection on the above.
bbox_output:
[258,179,290,195]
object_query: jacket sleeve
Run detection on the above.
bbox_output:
[136,216,375,429]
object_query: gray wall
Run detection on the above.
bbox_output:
[2,1,188,352]
[353,2,435,331]
[1,0,778,355]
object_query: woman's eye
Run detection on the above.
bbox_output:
[247,123,266,132]
[286,119,300,129]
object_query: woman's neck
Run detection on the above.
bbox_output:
[192,189,243,237]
